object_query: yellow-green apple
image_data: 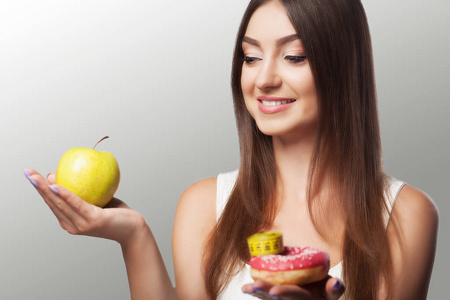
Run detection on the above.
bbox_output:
[55,136,120,207]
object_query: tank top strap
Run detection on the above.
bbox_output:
[383,176,406,226]
[216,170,239,221]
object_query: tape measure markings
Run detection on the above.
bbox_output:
[247,232,284,256]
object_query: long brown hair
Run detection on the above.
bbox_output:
[203,0,395,299]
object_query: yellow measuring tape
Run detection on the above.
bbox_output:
[247,232,284,256]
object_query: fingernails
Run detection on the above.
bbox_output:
[243,287,256,296]
[49,185,59,195]
[27,177,39,188]
[24,169,39,188]
[254,287,264,293]
[269,294,279,299]
[333,279,344,292]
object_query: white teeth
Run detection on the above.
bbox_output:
[261,99,295,106]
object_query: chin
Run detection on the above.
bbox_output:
[255,123,297,138]
[255,120,317,141]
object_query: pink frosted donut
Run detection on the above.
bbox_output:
[249,246,330,285]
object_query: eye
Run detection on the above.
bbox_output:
[243,56,262,65]
[285,55,307,63]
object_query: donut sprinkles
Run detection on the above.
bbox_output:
[250,246,330,271]
[249,246,330,285]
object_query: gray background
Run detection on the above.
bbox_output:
[1,0,448,299]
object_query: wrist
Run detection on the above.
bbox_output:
[118,214,151,248]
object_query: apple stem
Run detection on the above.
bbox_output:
[93,136,109,149]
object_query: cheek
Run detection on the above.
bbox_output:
[240,68,254,96]
[303,80,318,116]
[241,69,256,112]
[304,81,317,107]
[288,70,318,117]
[304,75,316,97]
[289,70,317,101]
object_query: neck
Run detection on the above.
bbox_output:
[272,133,345,246]
[272,132,316,204]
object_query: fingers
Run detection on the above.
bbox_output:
[242,283,255,294]
[47,173,56,184]
[268,284,313,299]
[27,171,77,232]
[324,278,345,300]
[253,280,276,292]
[24,168,97,235]
[242,281,303,299]
[270,278,345,300]
[51,184,105,235]
[242,277,345,300]
[242,281,277,299]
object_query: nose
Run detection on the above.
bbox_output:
[255,58,282,91]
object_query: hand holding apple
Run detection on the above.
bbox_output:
[56,136,120,207]
[25,168,147,245]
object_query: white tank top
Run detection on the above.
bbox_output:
[216,170,405,300]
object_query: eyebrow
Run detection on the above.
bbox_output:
[242,34,301,47]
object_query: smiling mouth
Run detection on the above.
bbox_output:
[259,99,296,106]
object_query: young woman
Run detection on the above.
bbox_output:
[25,0,438,299]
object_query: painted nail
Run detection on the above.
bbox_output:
[23,169,31,177]
[49,185,59,195]
[242,285,256,295]
[269,294,279,299]
[24,169,39,188]
[254,287,264,293]
[333,279,343,291]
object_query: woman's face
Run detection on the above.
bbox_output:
[241,0,318,140]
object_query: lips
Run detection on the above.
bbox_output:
[257,96,296,114]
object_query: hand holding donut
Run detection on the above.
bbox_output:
[243,232,345,299]
[242,277,344,300]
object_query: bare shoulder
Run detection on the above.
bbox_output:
[180,177,217,201]
[391,183,439,246]
[175,177,217,224]
[393,184,439,225]
[387,184,439,299]
[173,177,217,241]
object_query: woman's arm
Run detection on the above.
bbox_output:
[25,169,178,300]
[385,184,439,299]
[172,178,217,300]
[121,221,177,300]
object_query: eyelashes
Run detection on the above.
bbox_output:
[285,55,307,63]
[242,55,307,65]
[242,56,262,64]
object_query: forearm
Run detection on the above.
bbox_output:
[121,223,178,300]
